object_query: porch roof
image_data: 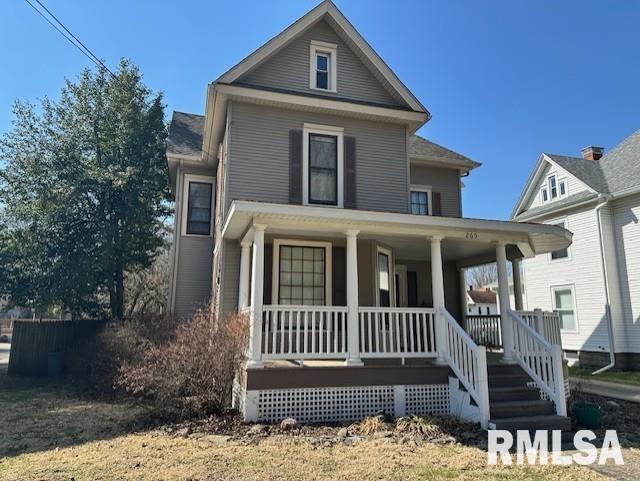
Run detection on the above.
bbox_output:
[222,201,572,267]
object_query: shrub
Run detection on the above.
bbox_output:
[117,308,248,418]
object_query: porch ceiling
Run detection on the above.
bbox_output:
[222,201,572,266]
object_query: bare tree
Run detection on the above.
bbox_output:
[466,262,513,289]
[124,247,170,318]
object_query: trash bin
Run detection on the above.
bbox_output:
[47,352,64,377]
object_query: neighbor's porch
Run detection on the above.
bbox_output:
[221,201,570,368]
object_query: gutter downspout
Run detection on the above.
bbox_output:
[593,194,616,375]
[169,160,184,315]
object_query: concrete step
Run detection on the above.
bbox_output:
[490,399,555,418]
[489,386,541,402]
[488,414,571,431]
[488,373,531,388]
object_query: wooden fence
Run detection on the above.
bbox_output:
[7,319,105,376]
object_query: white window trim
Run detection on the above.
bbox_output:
[409,184,433,215]
[541,174,568,204]
[302,123,344,208]
[310,40,338,93]
[547,217,571,262]
[550,283,579,333]
[375,245,395,307]
[271,239,333,305]
[181,174,215,237]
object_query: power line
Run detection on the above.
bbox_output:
[22,0,116,80]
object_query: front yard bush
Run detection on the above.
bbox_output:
[117,307,248,418]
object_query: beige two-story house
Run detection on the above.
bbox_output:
[166,1,573,431]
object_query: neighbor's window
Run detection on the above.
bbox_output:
[278,245,326,305]
[552,286,576,330]
[550,220,569,260]
[308,133,338,205]
[186,181,212,235]
[543,174,567,202]
[378,250,391,307]
[410,189,431,215]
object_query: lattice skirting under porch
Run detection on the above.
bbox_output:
[234,383,451,423]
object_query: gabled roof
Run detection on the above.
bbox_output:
[467,288,497,304]
[512,129,640,219]
[214,0,428,116]
[167,111,205,159]
[410,134,481,171]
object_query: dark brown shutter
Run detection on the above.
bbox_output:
[263,244,273,304]
[432,192,442,216]
[289,130,303,204]
[344,136,356,208]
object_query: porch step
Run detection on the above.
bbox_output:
[488,373,531,388]
[490,399,555,418]
[488,414,571,431]
[486,363,528,376]
[489,386,541,402]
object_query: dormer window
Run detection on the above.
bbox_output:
[310,41,337,92]
[541,174,567,203]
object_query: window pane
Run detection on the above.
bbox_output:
[559,311,576,330]
[555,289,574,309]
[309,169,337,203]
[560,181,566,196]
[316,71,328,89]
[279,245,325,305]
[542,188,548,201]
[310,135,337,169]
[316,54,328,71]
[186,182,212,235]
[551,248,568,260]
[378,253,389,291]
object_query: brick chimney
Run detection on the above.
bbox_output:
[581,145,604,161]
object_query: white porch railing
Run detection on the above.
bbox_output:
[509,309,567,416]
[466,314,501,347]
[261,305,348,360]
[517,310,562,346]
[358,307,437,358]
[441,307,490,428]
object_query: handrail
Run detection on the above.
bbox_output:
[509,309,567,416]
[440,307,490,428]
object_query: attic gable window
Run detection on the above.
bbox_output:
[541,174,567,203]
[310,41,337,92]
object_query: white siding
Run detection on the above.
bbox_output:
[523,162,591,211]
[612,193,640,353]
[522,206,609,352]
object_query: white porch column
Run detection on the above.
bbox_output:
[248,224,266,368]
[459,267,468,331]
[238,240,252,311]
[430,235,447,364]
[496,242,515,362]
[345,229,363,366]
[512,258,524,311]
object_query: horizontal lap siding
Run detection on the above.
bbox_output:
[228,102,408,213]
[237,20,404,108]
[613,194,640,353]
[524,163,591,211]
[175,236,213,319]
[220,240,241,319]
[409,165,461,217]
[523,207,608,352]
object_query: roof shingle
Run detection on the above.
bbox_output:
[167,111,205,158]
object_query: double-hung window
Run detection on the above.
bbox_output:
[552,285,577,331]
[410,186,432,215]
[377,246,393,307]
[310,41,337,92]
[550,220,569,260]
[182,175,214,236]
[303,124,344,207]
[542,174,567,203]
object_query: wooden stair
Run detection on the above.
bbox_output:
[487,363,571,432]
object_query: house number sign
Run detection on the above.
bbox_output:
[465,232,479,240]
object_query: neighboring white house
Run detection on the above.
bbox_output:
[466,287,498,316]
[484,278,528,313]
[512,131,640,370]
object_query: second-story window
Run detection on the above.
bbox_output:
[309,134,337,205]
[302,124,344,207]
[182,175,214,236]
[310,41,337,92]
[410,186,432,215]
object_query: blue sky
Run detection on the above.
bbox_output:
[1,0,639,219]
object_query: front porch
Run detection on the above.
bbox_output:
[222,201,571,428]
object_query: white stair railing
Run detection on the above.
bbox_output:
[440,307,490,429]
[509,309,567,416]
[358,307,437,358]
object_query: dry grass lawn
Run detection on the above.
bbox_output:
[0,378,612,481]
